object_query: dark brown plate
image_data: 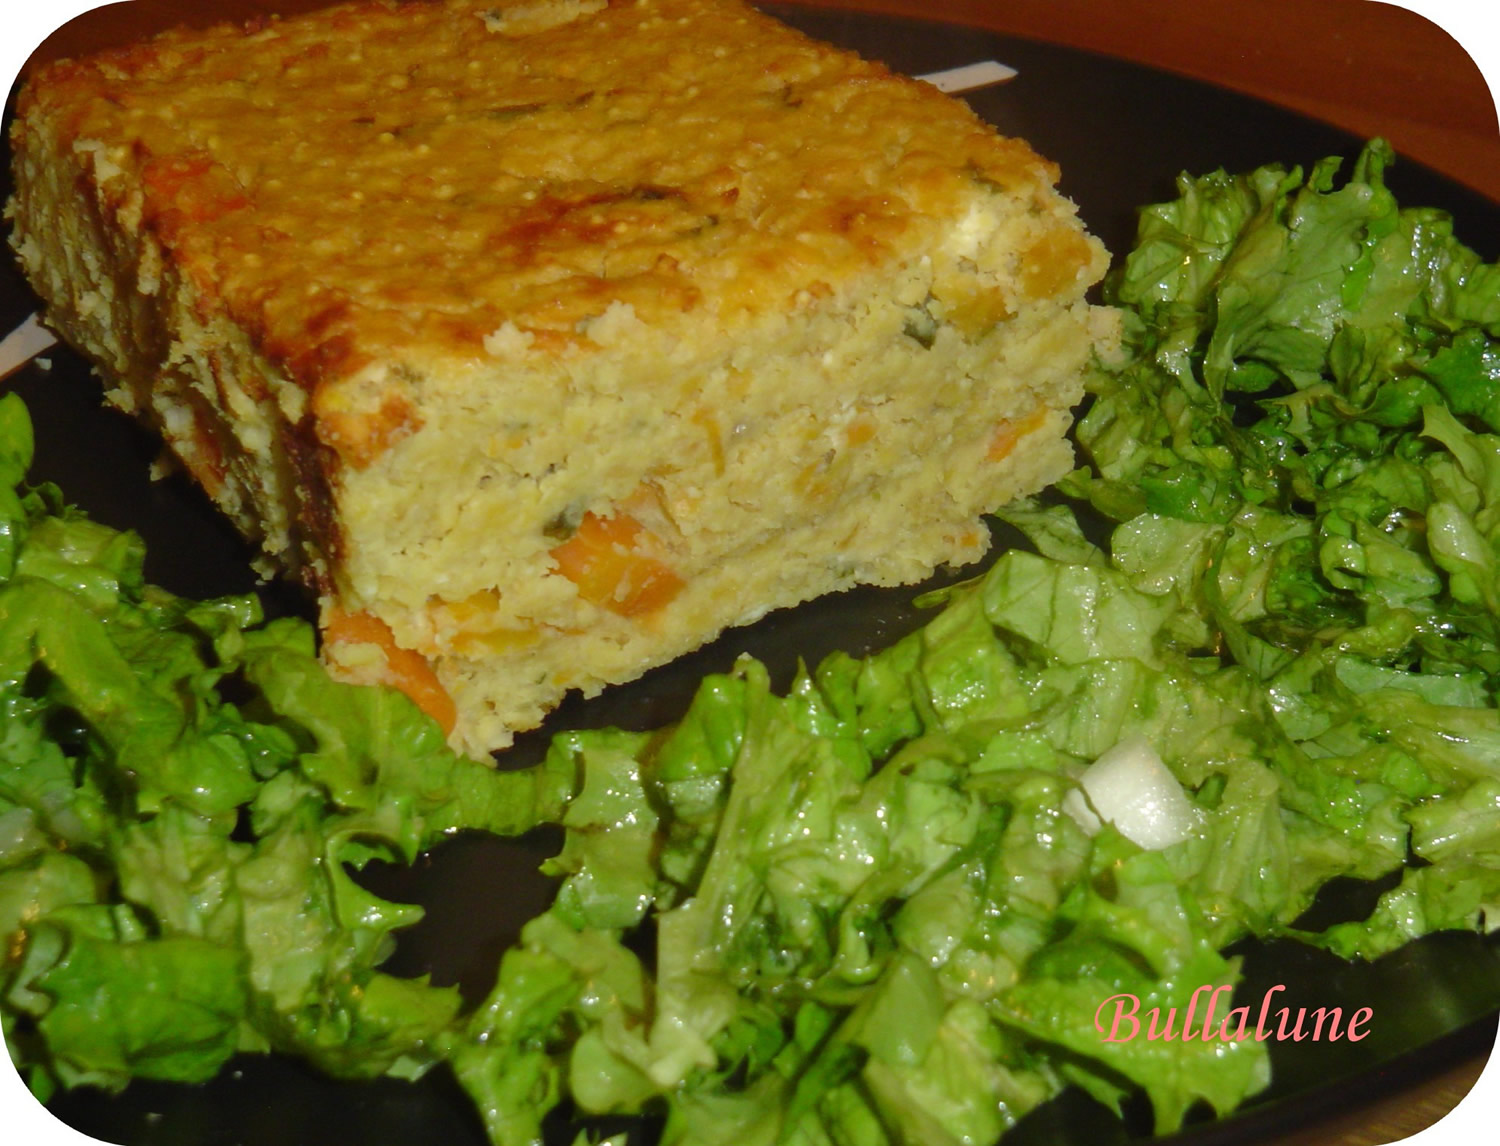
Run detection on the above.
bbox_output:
[2,4,1497,1145]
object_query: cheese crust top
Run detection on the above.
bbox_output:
[18,0,1083,401]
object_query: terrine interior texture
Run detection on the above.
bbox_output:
[8,0,1119,756]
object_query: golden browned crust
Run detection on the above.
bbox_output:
[15,0,1078,456]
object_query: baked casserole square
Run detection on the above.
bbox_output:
[8,0,1117,754]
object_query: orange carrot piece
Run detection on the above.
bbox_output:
[323,608,458,735]
[549,511,684,617]
[987,408,1049,462]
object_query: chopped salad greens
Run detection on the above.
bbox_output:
[4,139,1500,1146]
[0,394,574,1101]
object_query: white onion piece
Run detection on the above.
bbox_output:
[1062,735,1200,850]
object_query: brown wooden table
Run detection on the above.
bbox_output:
[807,0,1500,205]
[11,1,1500,1144]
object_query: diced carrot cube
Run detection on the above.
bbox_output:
[845,415,877,447]
[435,589,542,655]
[549,511,684,617]
[1021,226,1096,299]
[323,608,458,735]
[987,407,1048,462]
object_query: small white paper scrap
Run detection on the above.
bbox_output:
[916,60,1018,94]
[0,312,56,383]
